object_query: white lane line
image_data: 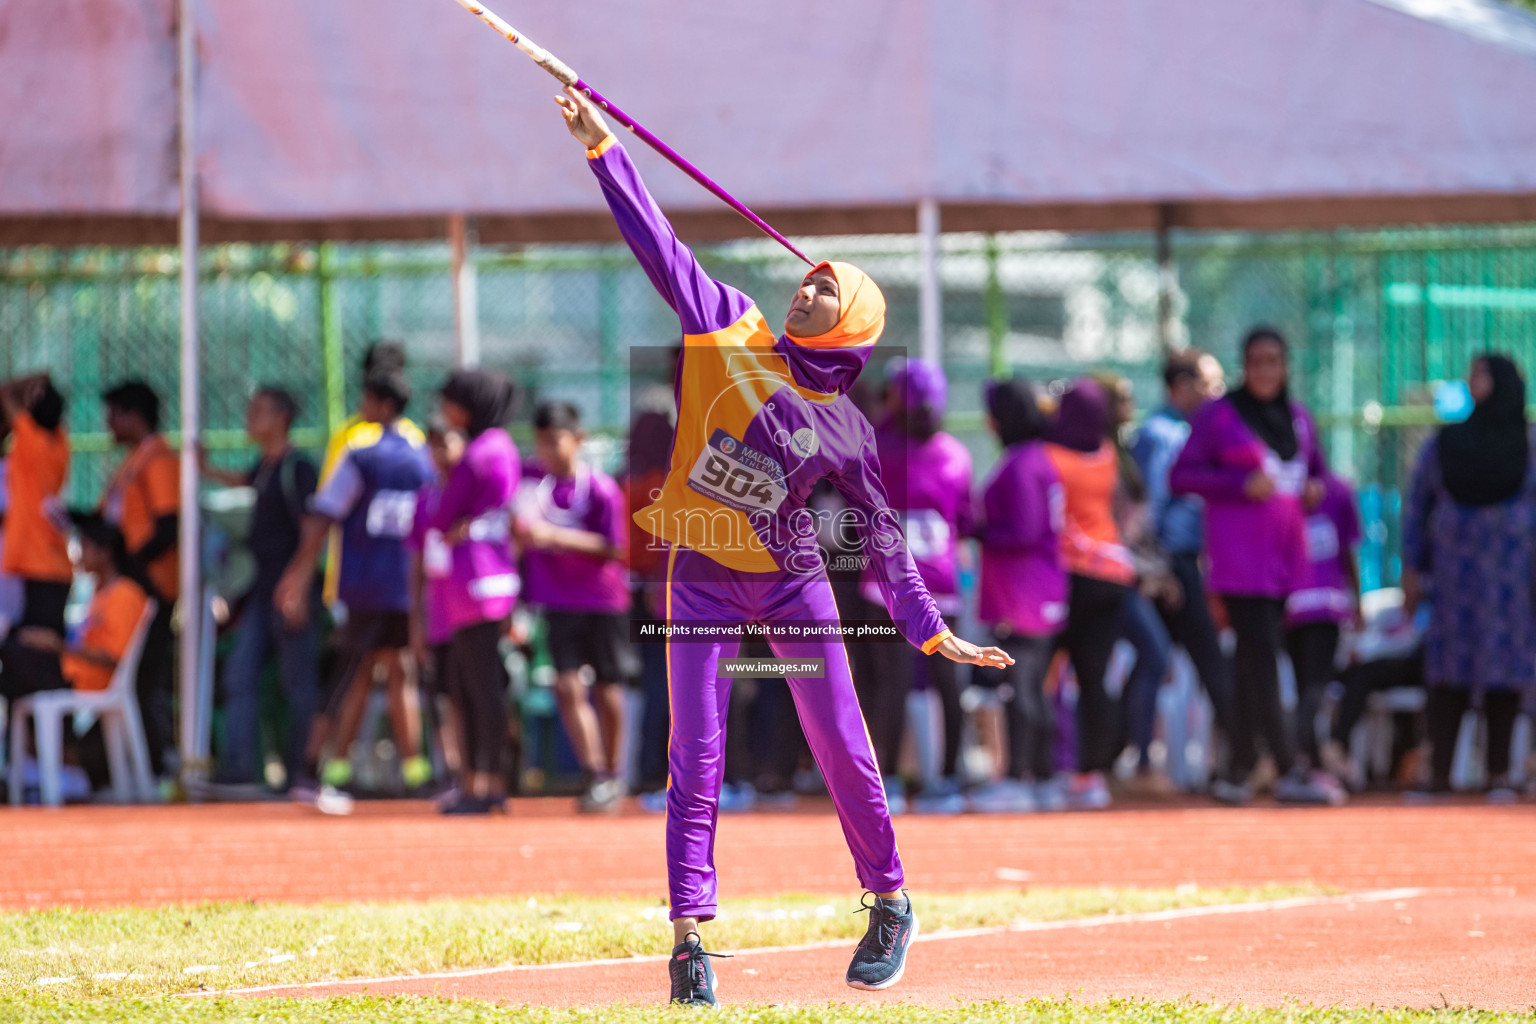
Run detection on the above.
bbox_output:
[194,887,1425,998]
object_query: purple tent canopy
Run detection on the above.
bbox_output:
[4,0,1536,242]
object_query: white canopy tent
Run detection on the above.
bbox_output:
[3,0,1536,781]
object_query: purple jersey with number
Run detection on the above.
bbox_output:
[588,139,948,652]
[1285,474,1360,626]
[518,462,630,614]
[425,428,521,634]
[978,440,1067,637]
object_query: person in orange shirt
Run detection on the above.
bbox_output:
[100,380,179,776]
[8,514,150,698]
[1043,379,1137,811]
[0,374,72,693]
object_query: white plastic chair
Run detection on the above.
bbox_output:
[8,600,158,807]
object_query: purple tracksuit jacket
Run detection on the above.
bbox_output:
[588,139,947,920]
[978,440,1067,637]
[862,424,974,616]
[1169,396,1326,598]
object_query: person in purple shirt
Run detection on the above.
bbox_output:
[429,368,520,815]
[408,415,468,803]
[1170,327,1335,806]
[556,86,1011,1003]
[1284,470,1359,804]
[515,400,635,815]
[971,377,1067,813]
[854,358,974,815]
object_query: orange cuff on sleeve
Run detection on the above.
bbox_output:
[586,134,617,159]
[920,628,953,656]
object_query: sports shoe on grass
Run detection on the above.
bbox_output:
[669,932,728,1006]
[845,890,919,991]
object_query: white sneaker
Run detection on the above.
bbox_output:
[314,785,355,816]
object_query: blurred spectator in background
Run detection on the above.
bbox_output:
[623,405,676,797]
[408,415,468,802]
[1402,353,1536,803]
[318,343,423,607]
[1283,470,1360,804]
[429,369,519,815]
[1131,351,1234,774]
[198,388,320,795]
[0,374,71,690]
[1044,379,1135,810]
[854,358,973,815]
[1095,372,1175,794]
[277,368,432,809]
[517,400,634,814]
[971,377,1065,813]
[100,379,179,778]
[10,513,149,695]
[1172,327,1334,806]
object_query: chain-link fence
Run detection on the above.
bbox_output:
[6,223,1536,590]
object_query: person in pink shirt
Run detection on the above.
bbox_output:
[854,358,974,814]
[408,416,468,802]
[973,377,1066,812]
[1285,470,1360,802]
[515,401,635,814]
[431,369,521,815]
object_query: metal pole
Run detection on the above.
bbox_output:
[918,198,942,364]
[176,0,203,784]
[985,233,1008,378]
[1155,204,1176,354]
[449,213,481,367]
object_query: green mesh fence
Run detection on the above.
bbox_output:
[5,224,1536,591]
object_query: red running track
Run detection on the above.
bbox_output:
[5,797,1535,1010]
[3,797,1534,909]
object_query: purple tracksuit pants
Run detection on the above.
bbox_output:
[664,546,903,921]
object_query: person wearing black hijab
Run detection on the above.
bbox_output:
[1403,353,1536,800]
[1170,327,1336,806]
[440,368,516,439]
[429,367,522,814]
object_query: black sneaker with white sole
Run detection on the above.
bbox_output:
[845,890,919,990]
[668,933,727,1006]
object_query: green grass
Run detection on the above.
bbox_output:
[0,996,1529,1024]
[0,886,1327,1000]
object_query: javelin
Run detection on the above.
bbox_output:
[450,0,816,266]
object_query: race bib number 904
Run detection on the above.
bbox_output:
[686,430,788,514]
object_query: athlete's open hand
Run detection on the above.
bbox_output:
[555,85,612,149]
[936,635,1015,669]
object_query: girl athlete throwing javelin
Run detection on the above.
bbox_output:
[556,88,1013,1006]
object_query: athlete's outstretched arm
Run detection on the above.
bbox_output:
[832,428,1013,670]
[558,87,751,337]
